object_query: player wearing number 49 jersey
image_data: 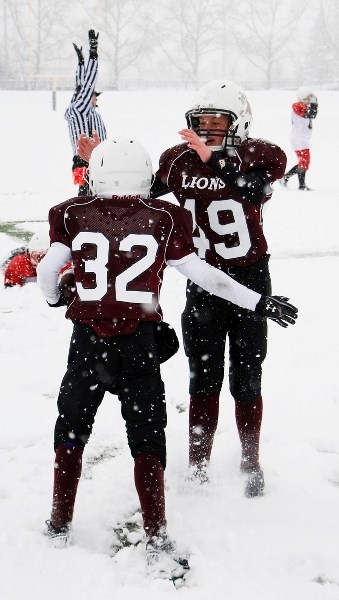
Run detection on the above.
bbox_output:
[152,79,290,497]
[37,138,296,576]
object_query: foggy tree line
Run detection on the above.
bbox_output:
[0,0,338,91]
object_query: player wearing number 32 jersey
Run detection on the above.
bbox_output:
[37,138,296,575]
[41,171,268,336]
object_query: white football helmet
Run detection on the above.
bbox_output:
[185,80,252,150]
[88,139,153,198]
[297,87,317,103]
[28,230,50,254]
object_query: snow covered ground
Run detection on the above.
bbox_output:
[0,89,339,599]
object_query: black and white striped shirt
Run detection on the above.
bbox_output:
[65,57,107,156]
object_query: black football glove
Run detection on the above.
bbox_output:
[305,102,318,119]
[73,43,84,64]
[88,29,99,56]
[59,272,75,299]
[255,295,298,328]
[47,290,68,308]
[47,273,76,308]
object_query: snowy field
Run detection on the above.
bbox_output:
[0,88,339,600]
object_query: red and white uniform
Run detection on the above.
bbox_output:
[290,102,313,151]
[3,252,72,288]
[290,102,313,170]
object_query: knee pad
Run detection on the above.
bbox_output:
[229,363,262,402]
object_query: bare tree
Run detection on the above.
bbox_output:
[303,0,339,87]
[6,0,71,81]
[232,0,306,89]
[87,0,153,90]
[1,0,338,90]
[216,0,244,83]
[151,0,221,87]
[0,0,10,78]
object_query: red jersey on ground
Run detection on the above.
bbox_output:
[3,252,72,288]
[156,138,286,268]
[4,253,36,286]
[48,195,195,336]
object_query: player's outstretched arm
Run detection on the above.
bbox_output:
[172,254,298,327]
[255,295,298,327]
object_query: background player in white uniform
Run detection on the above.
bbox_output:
[283,87,318,190]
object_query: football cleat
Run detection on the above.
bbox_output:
[44,520,71,548]
[187,463,210,485]
[146,532,189,581]
[243,467,265,498]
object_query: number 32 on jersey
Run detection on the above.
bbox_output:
[72,231,158,303]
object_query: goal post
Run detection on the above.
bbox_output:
[29,75,72,111]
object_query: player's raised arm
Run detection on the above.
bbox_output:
[77,130,100,162]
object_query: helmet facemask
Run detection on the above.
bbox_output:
[185,80,252,151]
[185,108,241,150]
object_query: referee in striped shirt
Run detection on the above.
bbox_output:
[65,30,107,195]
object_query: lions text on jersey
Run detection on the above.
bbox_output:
[156,138,286,268]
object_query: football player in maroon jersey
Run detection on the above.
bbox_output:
[37,138,296,575]
[151,80,292,497]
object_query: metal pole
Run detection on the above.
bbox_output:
[52,76,57,111]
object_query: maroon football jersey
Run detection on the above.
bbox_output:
[49,195,194,336]
[156,138,286,268]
